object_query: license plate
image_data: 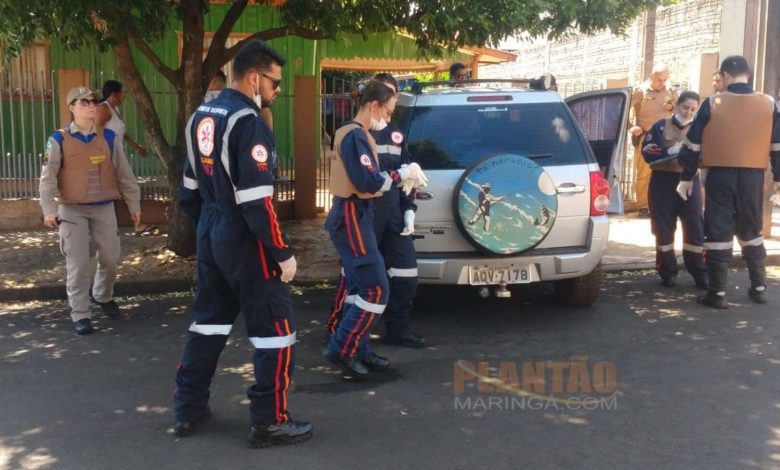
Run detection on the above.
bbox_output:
[468,264,535,286]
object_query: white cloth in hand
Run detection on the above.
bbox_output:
[676,180,693,201]
[278,256,297,283]
[667,141,683,156]
[400,210,415,236]
[398,163,429,195]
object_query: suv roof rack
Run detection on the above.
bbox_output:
[410,78,534,94]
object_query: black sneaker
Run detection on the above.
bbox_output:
[697,293,728,310]
[74,318,94,335]
[638,208,651,219]
[173,407,212,438]
[748,287,768,304]
[247,420,313,448]
[383,330,426,349]
[360,352,391,371]
[661,277,676,288]
[96,300,120,318]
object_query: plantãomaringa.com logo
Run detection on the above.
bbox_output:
[452,357,618,411]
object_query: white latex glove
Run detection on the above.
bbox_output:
[667,141,683,156]
[278,256,297,283]
[676,180,693,201]
[400,210,415,236]
[397,163,429,195]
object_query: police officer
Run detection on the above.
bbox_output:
[677,55,780,309]
[641,91,707,289]
[630,64,678,217]
[323,79,427,378]
[173,40,312,448]
[39,87,141,335]
[326,73,425,351]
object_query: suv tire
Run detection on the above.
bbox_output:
[553,263,602,307]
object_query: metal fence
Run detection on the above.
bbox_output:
[0,66,298,203]
[318,76,358,212]
[0,66,172,200]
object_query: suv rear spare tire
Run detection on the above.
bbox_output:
[453,153,558,255]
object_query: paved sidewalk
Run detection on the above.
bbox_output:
[1,207,778,301]
[605,206,780,271]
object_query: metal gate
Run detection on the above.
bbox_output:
[318,76,357,212]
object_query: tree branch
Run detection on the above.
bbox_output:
[202,0,249,74]
[128,28,178,84]
[111,38,173,169]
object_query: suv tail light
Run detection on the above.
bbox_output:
[590,171,610,216]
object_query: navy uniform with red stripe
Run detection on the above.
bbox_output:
[324,121,398,372]
[678,82,780,306]
[642,116,707,288]
[326,123,421,350]
[175,88,298,429]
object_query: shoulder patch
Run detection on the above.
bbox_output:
[645,133,653,142]
[360,154,373,167]
[391,131,404,144]
[196,117,216,156]
[251,144,268,163]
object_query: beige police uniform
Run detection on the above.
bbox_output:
[39,122,141,323]
[631,84,677,209]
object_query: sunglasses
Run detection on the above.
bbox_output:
[260,73,282,90]
[72,98,100,106]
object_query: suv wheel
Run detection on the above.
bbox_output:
[553,263,602,307]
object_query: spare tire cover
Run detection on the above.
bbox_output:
[453,153,558,255]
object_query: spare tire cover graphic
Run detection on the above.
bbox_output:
[454,154,558,255]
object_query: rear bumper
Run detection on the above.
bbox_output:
[417,215,609,285]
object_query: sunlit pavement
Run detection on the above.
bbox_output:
[1,267,780,469]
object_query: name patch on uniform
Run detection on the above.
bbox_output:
[251,144,268,163]
[201,157,214,176]
[89,155,105,165]
[391,131,404,144]
[360,154,373,167]
[196,117,215,156]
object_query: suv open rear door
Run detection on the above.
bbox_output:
[565,89,631,214]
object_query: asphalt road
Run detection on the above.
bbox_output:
[2,268,780,470]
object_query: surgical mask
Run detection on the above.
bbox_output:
[252,78,262,108]
[674,113,691,126]
[370,108,387,131]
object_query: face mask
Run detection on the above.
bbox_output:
[370,108,387,131]
[674,113,692,126]
[252,76,262,108]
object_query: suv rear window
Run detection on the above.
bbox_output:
[399,103,589,169]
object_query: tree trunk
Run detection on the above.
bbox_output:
[166,145,197,257]
[165,0,207,257]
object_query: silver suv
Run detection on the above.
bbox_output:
[396,81,630,306]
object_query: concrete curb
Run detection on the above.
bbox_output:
[3,254,779,302]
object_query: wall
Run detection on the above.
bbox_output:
[481,0,723,94]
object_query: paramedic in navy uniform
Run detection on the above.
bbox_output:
[173,40,312,448]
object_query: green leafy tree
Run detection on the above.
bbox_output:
[0,0,672,256]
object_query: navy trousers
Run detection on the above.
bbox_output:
[174,206,296,427]
[325,198,389,359]
[648,171,707,283]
